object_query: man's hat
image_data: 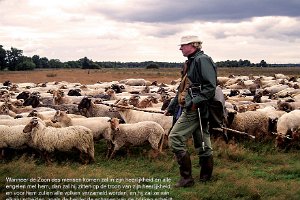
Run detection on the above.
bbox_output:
[179,35,202,45]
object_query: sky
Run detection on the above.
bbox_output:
[1,0,300,64]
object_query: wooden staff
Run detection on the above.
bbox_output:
[213,126,256,139]
[98,102,165,114]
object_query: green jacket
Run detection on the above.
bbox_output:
[168,50,217,118]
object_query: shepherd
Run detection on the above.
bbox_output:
[165,35,217,187]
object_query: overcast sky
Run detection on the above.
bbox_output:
[1,0,300,64]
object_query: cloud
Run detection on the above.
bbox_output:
[90,0,300,23]
[0,0,299,63]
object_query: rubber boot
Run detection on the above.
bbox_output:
[174,151,195,187]
[199,155,213,182]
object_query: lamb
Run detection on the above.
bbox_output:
[51,110,110,140]
[275,110,300,148]
[226,110,271,141]
[0,125,32,158]
[103,118,164,159]
[23,117,94,163]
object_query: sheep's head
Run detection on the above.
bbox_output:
[129,95,140,106]
[109,118,120,131]
[23,117,39,133]
[0,104,9,114]
[27,110,38,117]
[226,108,237,126]
[78,98,92,110]
[277,101,293,112]
[268,117,278,133]
[114,98,132,111]
[51,110,65,123]
[23,95,40,108]
[106,89,115,96]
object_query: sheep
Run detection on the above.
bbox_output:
[277,100,300,112]
[78,97,122,119]
[51,110,110,140]
[262,84,289,96]
[114,98,172,135]
[226,110,271,141]
[5,102,33,114]
[0,125,32,158]
[120,78,148,86]
[0,117,33,126]
[53,90,71,105]
[23,117,94,163]
[103,118,164,159]
[275,110,300,147]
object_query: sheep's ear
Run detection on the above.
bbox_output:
[119,118,126,124]
[31,118,39,126]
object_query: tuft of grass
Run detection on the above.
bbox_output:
[46,73,57,77]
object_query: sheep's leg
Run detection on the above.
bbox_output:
[44,152,51,165]
[0,149,4,159]
[88,145,95,163]
[109,150,117,159]
[79,152,89,164]
[109,145,121,159]
[106,141,113,159]
[159,134,164,153]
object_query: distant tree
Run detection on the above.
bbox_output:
[80,57,100,69]
[0,45,7,70]
[49,59,64,68]
[146,63,160,69]
[16,58,36,70]
[258,60,268,67]
[80,57,92,69]
[6,47,23,70]
[40,57,50,68]
[65,60,81,68]
[32,55,41,68]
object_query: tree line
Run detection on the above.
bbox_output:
[0,45,298,71]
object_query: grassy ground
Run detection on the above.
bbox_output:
[1,138,300,200]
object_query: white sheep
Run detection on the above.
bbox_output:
[0,125,32,158]
[23,117,95,163]
[0,117,33,126]
[275,110,300,148]
[103,118,164,159]
[78,97,122,119]
[226,110,271,140]
[256,106,286,120]
[114,98,172,135]
[51,110,110,140]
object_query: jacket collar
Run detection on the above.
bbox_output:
[188,50,203,60]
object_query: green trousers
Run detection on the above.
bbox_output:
[168,109,213,157]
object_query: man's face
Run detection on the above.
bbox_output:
[179,43,196,57]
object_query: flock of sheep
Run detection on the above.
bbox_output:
[0,73,299,163]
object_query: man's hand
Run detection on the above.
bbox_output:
[191,103,197,111]
[164,110,172,116]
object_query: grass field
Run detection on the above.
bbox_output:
[0,67,300,200]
